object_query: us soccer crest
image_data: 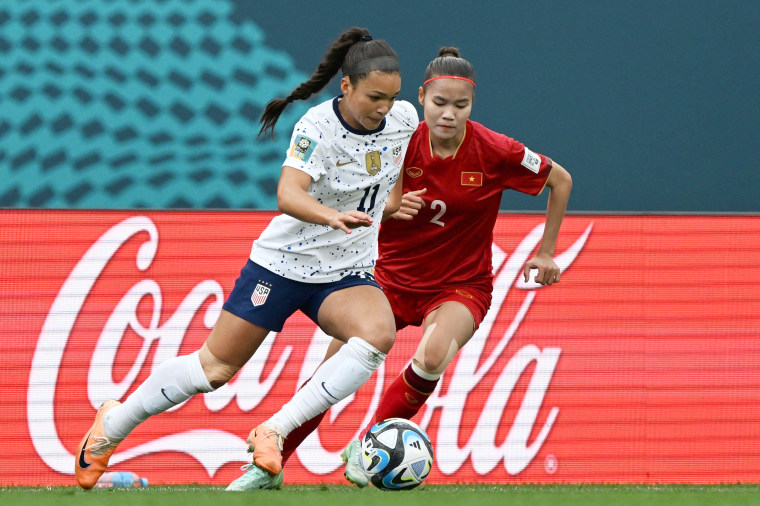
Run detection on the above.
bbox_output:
[251,281,272,307]
[391,143,403,168]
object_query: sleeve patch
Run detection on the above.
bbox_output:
[521,147,541,174]
[289,135,317,162]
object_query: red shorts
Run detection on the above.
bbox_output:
[382,283,492,331]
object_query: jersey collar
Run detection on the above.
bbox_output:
[426,120,470,160]
[333,96,387,135]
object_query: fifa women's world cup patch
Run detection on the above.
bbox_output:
[521,147,541,173]
[250,281,272,307]
[290,135,317,162]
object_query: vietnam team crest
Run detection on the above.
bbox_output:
[251,282,272,306]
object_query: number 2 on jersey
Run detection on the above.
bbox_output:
[430,199,446,227]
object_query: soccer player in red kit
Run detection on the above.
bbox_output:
[233,46,572,490]
[337,47,572,487]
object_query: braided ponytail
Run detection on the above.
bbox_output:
[259,27,399,138]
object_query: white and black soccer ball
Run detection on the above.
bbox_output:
[360,418,434,491]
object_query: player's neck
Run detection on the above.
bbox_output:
[429,132,465,159]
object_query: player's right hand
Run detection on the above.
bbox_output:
[329,210,373,234]
[392,188,427,221]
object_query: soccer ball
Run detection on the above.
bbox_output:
[359,418,434,491]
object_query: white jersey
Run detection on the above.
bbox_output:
[251,97,419,282]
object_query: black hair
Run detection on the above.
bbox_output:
[423,46,476,85]
[259,27,399,137]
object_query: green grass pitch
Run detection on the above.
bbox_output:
[3,485,760,506]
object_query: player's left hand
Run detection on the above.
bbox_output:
[392,188,427,221]
[523,253,561,285]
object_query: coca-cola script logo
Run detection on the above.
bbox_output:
[28,216,592,478]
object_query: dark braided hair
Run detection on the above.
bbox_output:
[259,27,399,137]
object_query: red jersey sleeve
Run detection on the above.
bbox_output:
[478,125,552,196]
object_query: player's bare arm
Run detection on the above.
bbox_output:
[524,162,572,285]
[277,165,372,234]
[381,170,405,222]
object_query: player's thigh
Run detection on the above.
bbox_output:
[415,301,475,373]
[317,285,396,352]
[203,309,271,369]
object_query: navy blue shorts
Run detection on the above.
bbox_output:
[222,260,382,332]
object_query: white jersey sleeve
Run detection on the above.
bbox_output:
[251,97,419,282]
[283,115,329,181]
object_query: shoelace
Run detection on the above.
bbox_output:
[230,464,265,487]
[87,435,120,456]
[260,426,284,452]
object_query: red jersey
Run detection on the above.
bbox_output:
[376,120,552,294]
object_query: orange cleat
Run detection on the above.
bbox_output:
[75,400,123,489]
[248,423,284,476]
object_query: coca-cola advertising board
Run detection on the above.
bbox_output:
[2,210,759,486]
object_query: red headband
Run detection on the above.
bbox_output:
[423,75,476,87]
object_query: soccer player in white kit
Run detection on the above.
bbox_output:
[74,26,418,491]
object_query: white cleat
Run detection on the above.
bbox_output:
[225,463,283,491]
[341,439,369,488]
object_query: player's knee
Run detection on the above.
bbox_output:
[356,319,396,353]
[366,327,396,354]
[421,349,447,375]
[420,339,457,375]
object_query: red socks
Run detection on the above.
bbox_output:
[280,410,326,466]
[280,364,440,466]
[369,363,439,430]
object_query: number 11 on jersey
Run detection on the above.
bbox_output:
[358,184,380,213]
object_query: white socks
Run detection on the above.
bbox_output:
[267,337,386,435]
[101,338,387,441]
[103,351,214,440]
